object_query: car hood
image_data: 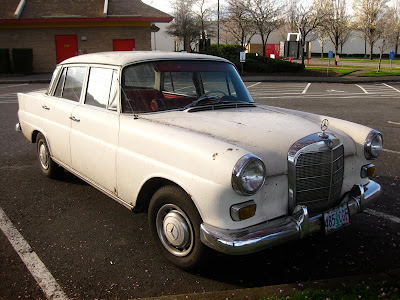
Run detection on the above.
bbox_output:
[142,105,357,176]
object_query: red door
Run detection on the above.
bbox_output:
[113,39,135,51]
[55,35,78,64]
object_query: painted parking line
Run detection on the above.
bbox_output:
[0,83,28,89]
[364,208,400,224]
[355,84,369,94]
[0,206,68,300]
[247,82,261,89]
[388,121,400,125]
[383,149,400,155]
[302,83,311,94]
[383,83,400,93]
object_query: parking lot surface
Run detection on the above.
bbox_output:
[1,82,399,299]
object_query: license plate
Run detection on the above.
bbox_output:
[324,204,350,233]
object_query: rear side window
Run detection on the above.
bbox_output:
[54,68,66,97]
[54,67,86,102]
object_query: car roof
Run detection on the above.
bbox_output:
[60,51,231,67]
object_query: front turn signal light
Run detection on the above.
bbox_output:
[361,164,375,178]
[230,200,257,221]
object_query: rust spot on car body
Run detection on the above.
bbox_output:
[212,153,218,160]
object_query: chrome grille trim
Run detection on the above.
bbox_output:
[288,133,344,215]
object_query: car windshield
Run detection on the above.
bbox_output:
[121,60,254,113]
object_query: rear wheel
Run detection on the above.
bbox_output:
[36,133,62,178]
[148,185,208,270]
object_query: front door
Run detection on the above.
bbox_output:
[55,35,78,64]
[113,39,135,51]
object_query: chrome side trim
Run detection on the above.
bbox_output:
[52,157,134,210]
[200,180,381,255]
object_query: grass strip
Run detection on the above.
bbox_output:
[359,70,400,77]
[306,66,359,76]
[321,58,400,64]
[263,280,400,300]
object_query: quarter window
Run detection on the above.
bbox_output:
[54,67,67,98]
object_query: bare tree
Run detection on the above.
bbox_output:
[375,8,398,70]
[353,0,390,60]
[166,0,202,52]
[393,0,400,56]
[324,0,351,64]
[194,0,214,39]
[315,27,330,58]
[278,0,298,41]
[291,0,331,65]
[246,0,283,56]
[339,26,353,55]
[224,0,255,49]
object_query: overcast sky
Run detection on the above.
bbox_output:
[142,0,173,14]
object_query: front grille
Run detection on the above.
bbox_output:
[295,145,344,214]
[288,133,344,216]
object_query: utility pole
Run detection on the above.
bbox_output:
[217,0,220,46]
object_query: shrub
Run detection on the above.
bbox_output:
[200,44,304,73]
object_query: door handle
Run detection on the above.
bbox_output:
[69,116,80,122]
[42,105,50,110]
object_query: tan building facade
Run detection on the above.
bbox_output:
[0,0,173,72]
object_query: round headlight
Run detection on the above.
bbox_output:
[232,154,266,195]
[364,130,383,160]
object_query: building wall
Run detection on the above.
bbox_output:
[150,23,175,51]
[248,30,394,56]
[0,26,152,72]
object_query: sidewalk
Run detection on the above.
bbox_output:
[0,73,52,84]
[1,71,400,84]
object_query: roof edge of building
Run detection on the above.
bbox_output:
[0,16,173,23]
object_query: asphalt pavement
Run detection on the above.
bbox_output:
[1,75,400,299]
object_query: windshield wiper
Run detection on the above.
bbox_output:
[183,95,221,110]
[183,95,242,110]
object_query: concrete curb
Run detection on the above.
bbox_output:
[138,268,400,300]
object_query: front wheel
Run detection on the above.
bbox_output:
[36,133,62,178]
[148,185,208,270]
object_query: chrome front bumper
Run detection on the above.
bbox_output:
[200,180,382,255]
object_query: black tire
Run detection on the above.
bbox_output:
[148,185,208,270]
[36,133,62,178]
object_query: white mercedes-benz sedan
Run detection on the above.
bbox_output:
[16,51,382,269]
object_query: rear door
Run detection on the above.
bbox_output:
[70,67,120,193]
[43,66,86,166]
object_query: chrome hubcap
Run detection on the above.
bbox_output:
[156,204,194,257]
[39,142,49,170]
